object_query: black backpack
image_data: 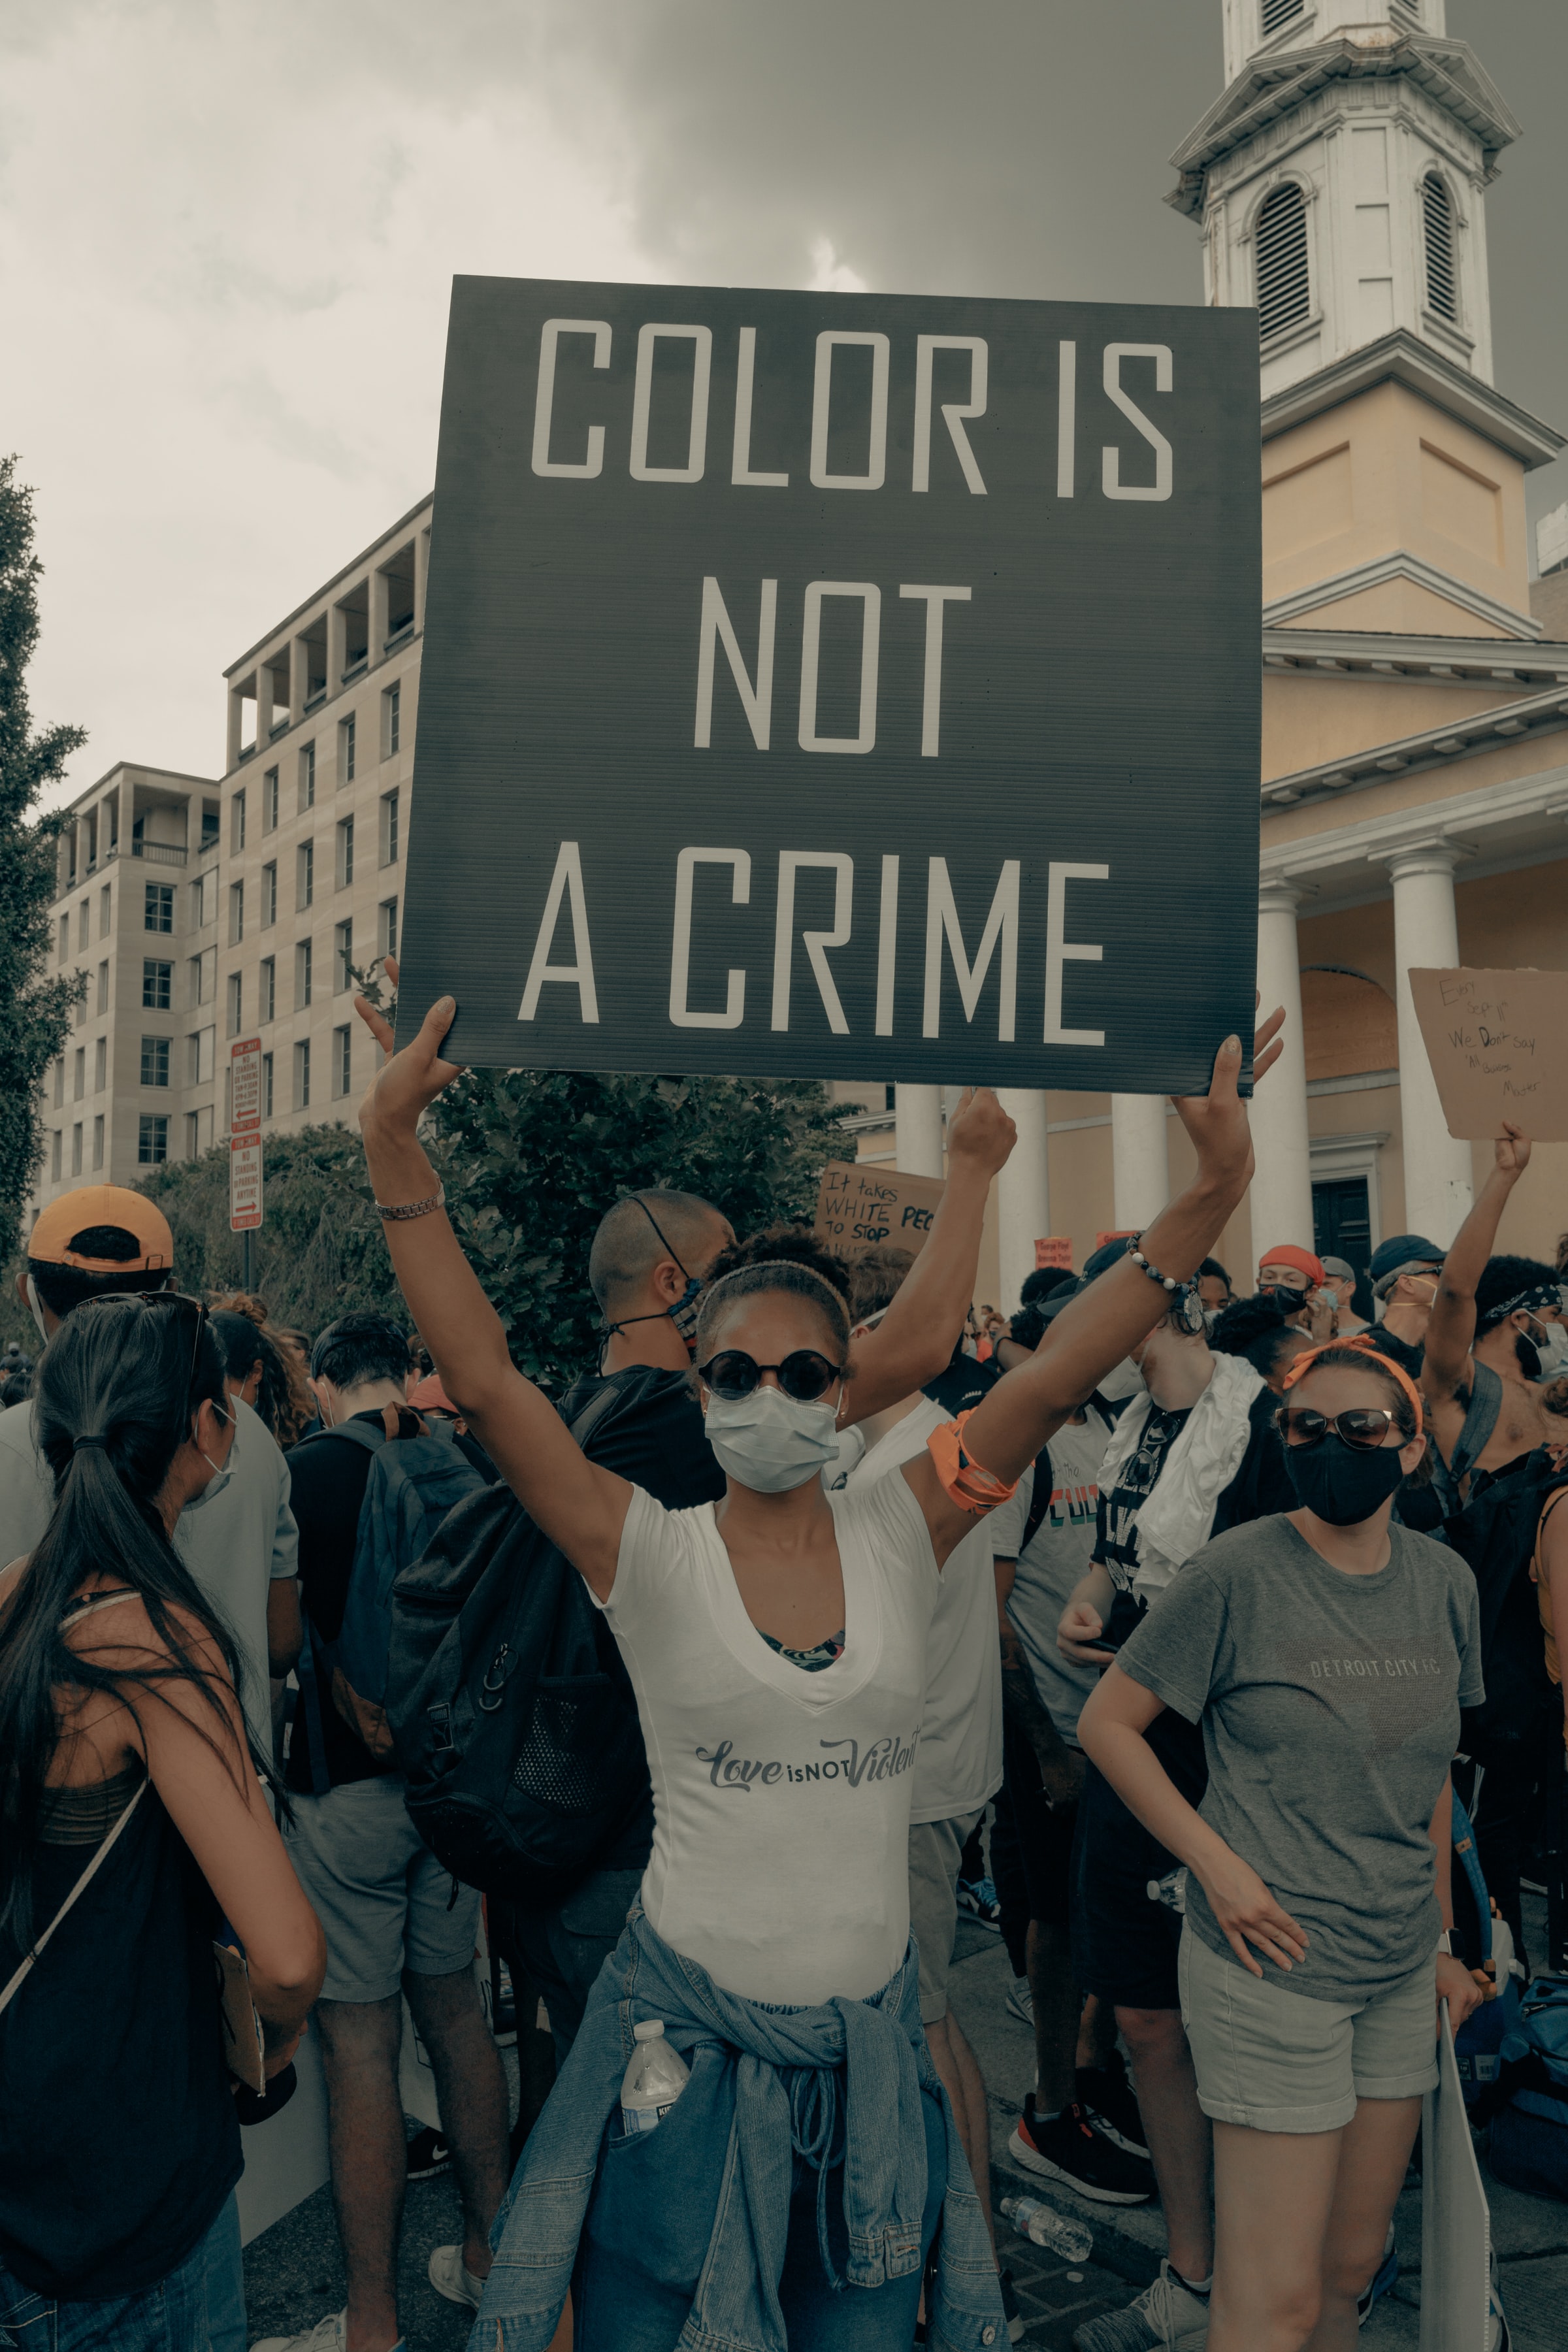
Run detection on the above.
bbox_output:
[1445,1450,1568,1756]
[384,1370,691,1903]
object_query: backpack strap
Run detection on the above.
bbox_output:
[293,1418,388,1461]
[564,1377,638,1452]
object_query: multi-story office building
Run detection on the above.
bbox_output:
[37,763,222,1201]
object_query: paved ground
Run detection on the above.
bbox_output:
[244,1897,1568,2349]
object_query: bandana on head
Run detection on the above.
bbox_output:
[1478,1282,1564,1333]
[1258,1243,1325,1286]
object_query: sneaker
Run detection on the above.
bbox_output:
[1077,2055,1150,2162]
[428,2244,486,2310]
[1071,2261,1209,2352]
[1009,2093,1155,2204]
[253,2317,405,2352]
[998,2264,1027,2344]
[1006,1975,1034,2026]
[404,2124,451,2180]
[1357,2226,1397,2328]
[956,1874,1003,1929]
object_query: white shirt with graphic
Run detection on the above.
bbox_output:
[597,1472,940,2005]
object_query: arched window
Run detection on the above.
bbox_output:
[1256,184,1311,340]
[1262,0,1305,35]
[1422,173,1459,323]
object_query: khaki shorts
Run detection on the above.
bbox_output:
[1178,1923,1439,2135]
[908,1808,984,2025]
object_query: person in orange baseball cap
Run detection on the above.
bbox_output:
[17,1184,176,1345]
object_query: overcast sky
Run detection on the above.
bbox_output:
[3,0,1563,809]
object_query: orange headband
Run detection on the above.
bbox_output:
[1280,1333,1425,1428]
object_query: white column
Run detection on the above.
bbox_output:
[226,685,246,773]
[1385,843,1474,1244]
[1250,881,1315,1256]
[895,1084,944,1177]
[995,1088,1050,1313]
[1111,1095,1169,1229]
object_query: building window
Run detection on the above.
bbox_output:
[263,765,280,832]
[340,712,357,785]
[296,938,313,1009]
[297,841,314,911]
[91,1113,105,1171]
[195,867,218,928]
[378,789,400,867]
[261,1051,274,1119]
[78,900,90,952]
[1260,0,1304,32]
[73,1047,85,1100]
[1422,172,1458,323]
[384,680,401,758]
[226,970,243,1038]
[71,1123,83,1177]
[299,740,316,812]
[261,860,277,928]
[229,881,244,945]
[52,1059,64,1108]
[144,883,174,934]
[293,1039,311,1109]
[201,806,220,853]
[336,817,355,889]
[333,1024,352,1099]
[96,960,109,1014]
[190,945,216,1004]
[50,1130,62,1180]
[260,955,276,1024]
[140,1035,171,1088]
[189,1026,215,1086]
[57,914,69,960]
[377,896,398,959]
[335,918,353,993]
[94,1036,106,1092]
[99,884,112,938]
[231,789,247,853]
[1255,181,1310,340]
[138,1114,169,1166]
[142,958,172,1009]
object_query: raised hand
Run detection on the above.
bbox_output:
[945,1085,1018,1178]
[355,956,465,1140]
[1494,1121,1531,1180]
[1169,1000,1286,1196]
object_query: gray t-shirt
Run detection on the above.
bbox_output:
[1117,1513,1482,2002]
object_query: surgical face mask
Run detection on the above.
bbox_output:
[25,1275,49,1345]
[195,1398,236,1501]
[1524,1316,1568,1382]
[702,1383,841,1494]
[1284,1433,1407,1526]
[1098,1356,1145,1403]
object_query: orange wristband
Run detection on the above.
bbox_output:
[927,1411,1021,1517]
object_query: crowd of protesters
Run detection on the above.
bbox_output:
[3,973,1567,2352]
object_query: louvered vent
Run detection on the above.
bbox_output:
[1256,184,1311,340]
[1261,0,1305,35]
[1423,174,1458,322]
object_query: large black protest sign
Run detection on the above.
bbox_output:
[399,277,1260,1093]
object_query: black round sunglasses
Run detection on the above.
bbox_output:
[696,1348,844,1403]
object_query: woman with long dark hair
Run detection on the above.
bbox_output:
[0,1292,325,2351]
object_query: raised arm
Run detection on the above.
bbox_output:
[1422,1124,1531,1403]
[845,1086,1017,1421]
[355,981,631,1595]
[902,1016,1282,1558]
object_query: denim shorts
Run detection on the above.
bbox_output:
[1178,1923,1440,2134]
[0,2221,210,2351]
[284,1773,482,2002]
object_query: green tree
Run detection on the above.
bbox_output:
[0,457,86,1271]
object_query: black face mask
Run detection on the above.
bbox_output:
[1284,1433,1407,1527]
[1261,1284,1308,1316]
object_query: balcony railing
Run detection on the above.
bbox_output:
[131,839,188,868]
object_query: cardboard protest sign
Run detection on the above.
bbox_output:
[399,278,1261,1094]
[815,1160,946,1262]
[1409,969,1568,1140]
[1034,1237,1073,1271]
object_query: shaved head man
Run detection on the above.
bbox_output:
[591,1188,736,1375]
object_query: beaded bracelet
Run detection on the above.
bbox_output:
[1127,1232,1183,1296]
[374,1185,446,1222]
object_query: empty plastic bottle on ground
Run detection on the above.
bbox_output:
[1000,2195,1093,2264]
[619,2019,690,2135]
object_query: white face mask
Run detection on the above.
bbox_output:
[193,1398,237,1501]
[25,1275,49,1345]
[703,1384,841,1494]
[1525,1316,1568,1381]
[1097,1356,1145,1403]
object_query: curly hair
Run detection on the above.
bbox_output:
[704,1222,851,1303]
[207,1292,313,1446]
[693,1260,852,1369]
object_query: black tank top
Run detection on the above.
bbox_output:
[0,1620,241,2299]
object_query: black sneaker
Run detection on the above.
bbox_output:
[1077,2057,1150,2163]
[1009,2094,1155,2204]
[405,2125,451,2180]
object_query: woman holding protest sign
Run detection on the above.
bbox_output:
[355,969,1281,2349]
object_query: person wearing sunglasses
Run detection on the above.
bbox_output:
[351,974,1281,2351]
[1077,1337,1484,2352]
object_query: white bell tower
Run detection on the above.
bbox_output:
[1175,0,1514,397]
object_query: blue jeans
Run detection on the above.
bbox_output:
[201,2197,245,2352]
[572,2070,949,2351]
[0,2213,214,2350]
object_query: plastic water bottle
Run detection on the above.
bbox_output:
[619,2019,690,2136]
[1147,1867,1188,1914]
[1000,2195,1092,2264]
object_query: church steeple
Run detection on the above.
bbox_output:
[1174,1,1516,395]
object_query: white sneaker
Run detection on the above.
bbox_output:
[250,2317,363,2352]
[428,2243,487,2310]
[1071,2261,1209,2352]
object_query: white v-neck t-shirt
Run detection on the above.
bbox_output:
[596,1473,941,2006]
